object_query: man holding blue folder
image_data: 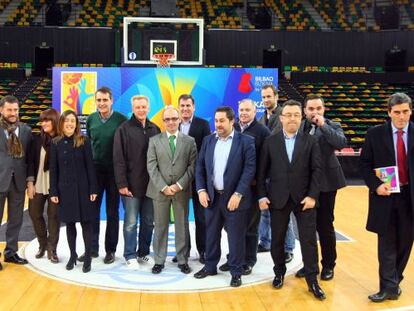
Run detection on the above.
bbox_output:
[360,92,414,303]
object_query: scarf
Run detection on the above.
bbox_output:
[41,132,52,171]
[0,115,24,159]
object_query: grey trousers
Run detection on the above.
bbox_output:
[0,176,25,257]
[153,194,190,265]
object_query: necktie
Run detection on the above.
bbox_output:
[397,130,408,185]
[169,135,176,157]
[309,124,316,135]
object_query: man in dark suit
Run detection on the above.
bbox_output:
[257,84,295,264]
[257,100,326,300]
[178,94,210,264]
[219,98,270,275]
[296,95,347,280]
[0,95,32,268]
[360,92,414,303]
[194,106,256,287]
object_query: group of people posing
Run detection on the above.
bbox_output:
[0,84,412,303]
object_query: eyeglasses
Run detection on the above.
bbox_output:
[163,117,179,122]
[282,113,301,119]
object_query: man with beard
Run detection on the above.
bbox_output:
[0,95,32,268]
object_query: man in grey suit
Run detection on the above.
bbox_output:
[0,95,32,268]
[296,94,347,281]
[147,106,197,275]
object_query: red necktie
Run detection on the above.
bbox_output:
[397,130,408,185]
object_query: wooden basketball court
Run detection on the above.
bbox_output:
[0,186,413,310]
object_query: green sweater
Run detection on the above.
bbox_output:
[86,111,127,171]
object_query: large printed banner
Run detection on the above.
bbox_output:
[52,67,278,129]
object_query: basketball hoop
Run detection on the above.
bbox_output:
[153,54,174,68]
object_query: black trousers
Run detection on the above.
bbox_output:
[245,199,261,267]
[92,169,120,254]
[378,186,413,293]
[28,193,60,251]
[317,191,337,269]
[66,221,92,262]
[270,197,319,284]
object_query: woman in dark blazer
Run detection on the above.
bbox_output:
[27,109,61,263]
[49,110,98,273]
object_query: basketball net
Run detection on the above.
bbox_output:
[153,54,174,68]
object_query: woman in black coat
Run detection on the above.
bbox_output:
[49,110,98,273]
[27,108,61,263]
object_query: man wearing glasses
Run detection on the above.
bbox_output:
[146,106,197,275]
[257,100,326,300]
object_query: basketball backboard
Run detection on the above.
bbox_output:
[123,17,204,66]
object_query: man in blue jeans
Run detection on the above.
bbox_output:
[113,95,161,269]
[257,84,295,262]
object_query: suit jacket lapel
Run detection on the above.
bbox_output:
[290,132,304,166]
[188,118,196,137]
[224,131,239,175]
[161,132,173,160]
[207,135,217,175]
[174,132,184,160]
[385,122,396,161]
[408,122,414,154]
[276,132,290,166]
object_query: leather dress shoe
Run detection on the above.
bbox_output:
[242,264,252,276]
[230,275,242,287]
[308,282,326,300]
[35,247,46,259]
[104,252,115,264]
[368,290,399,302]
[82,260,91,273]
[172,256,178,263]
[199,252,205,264]
[178,263,192,274]
[257,244,270,253]
[321,268,334,281]
[47,250,59,263]
[285,252,294,263]
[219,262,230,272]
[295,267,305,278]
[5,254,28,265]
[272,275,284,289]
[152,264,164,274]
[194,268,217,279]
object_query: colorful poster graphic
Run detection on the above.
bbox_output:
[53,67,278,130]
[61,71,97,114]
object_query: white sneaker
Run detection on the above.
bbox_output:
[125,258,140,270]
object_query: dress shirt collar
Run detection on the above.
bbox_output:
[283,129,298,139]
[391,122,409,135]
[99,110,114,122]
[215,129,234,141]
[167,130,179,139]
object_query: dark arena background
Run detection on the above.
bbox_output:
[0,0,414,310]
